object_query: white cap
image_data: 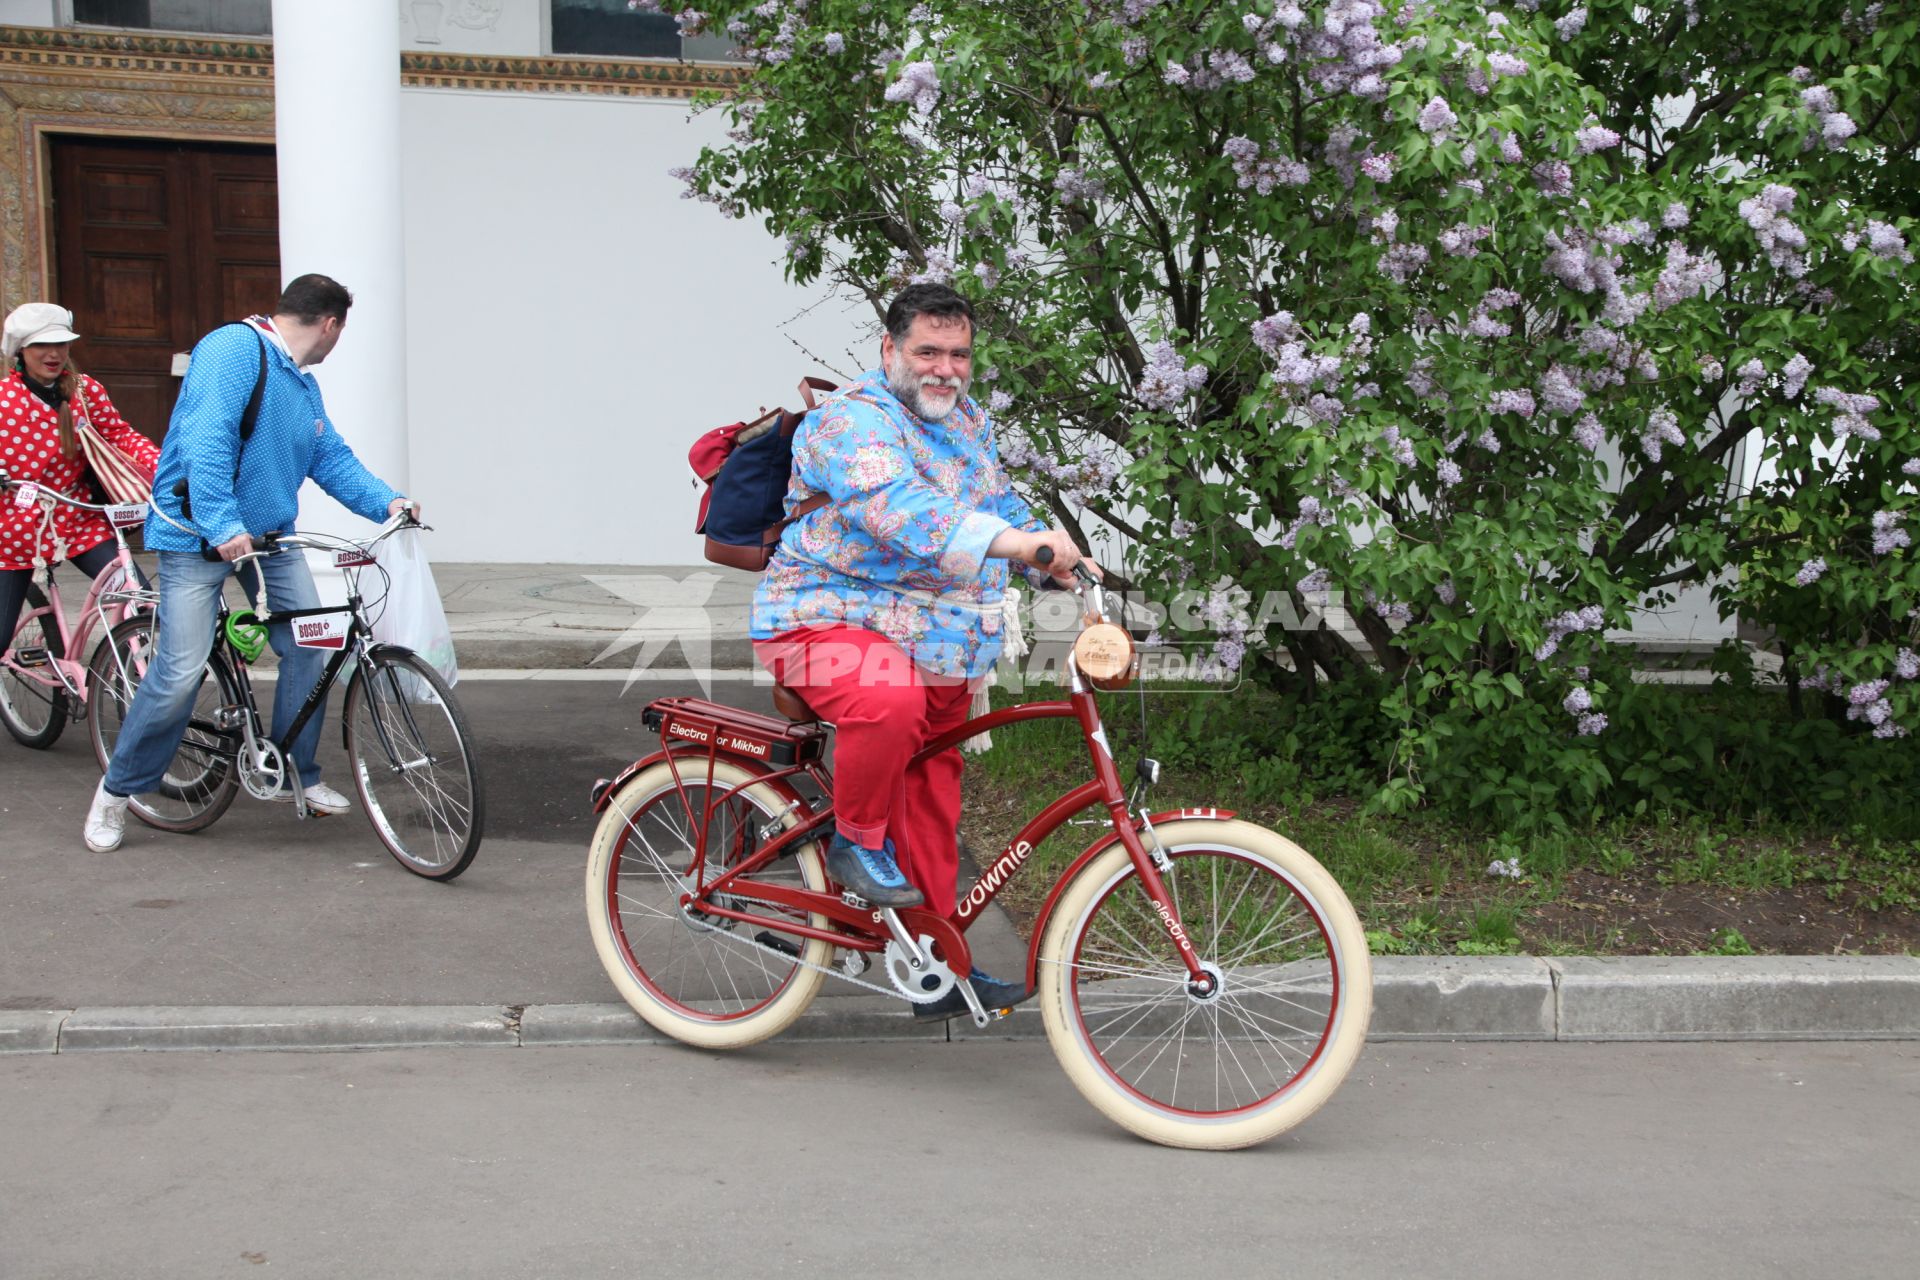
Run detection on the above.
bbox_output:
[2,303,81,359]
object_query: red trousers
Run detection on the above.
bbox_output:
[754,626,976,916]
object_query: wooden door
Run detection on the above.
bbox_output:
[50,136,280,445]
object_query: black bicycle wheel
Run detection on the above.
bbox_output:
[343,650,484,880]
[0,584,68,748]
[87,614,242,832]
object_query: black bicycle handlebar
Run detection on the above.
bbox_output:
[1032,542,1100,587]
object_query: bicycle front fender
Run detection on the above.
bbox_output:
[1023,808,1238,992]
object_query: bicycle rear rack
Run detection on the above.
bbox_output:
[641,695,827,767]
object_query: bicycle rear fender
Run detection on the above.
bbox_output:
[588,747,795,815]
[1022,808,1237,991]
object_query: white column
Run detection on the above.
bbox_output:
[273,0,410,545]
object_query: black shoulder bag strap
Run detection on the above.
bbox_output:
[232,321,269,483]
[180,321,271,557]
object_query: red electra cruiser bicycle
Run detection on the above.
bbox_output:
[584,563,1371,1149]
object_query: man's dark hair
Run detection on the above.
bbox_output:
[885,283,973,342]
[277,274,354,324]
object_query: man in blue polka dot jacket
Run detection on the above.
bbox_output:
[83,273,418,853]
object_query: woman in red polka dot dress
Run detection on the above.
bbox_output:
[0,303,160,678]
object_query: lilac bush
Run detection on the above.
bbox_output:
[667,0,1918,822]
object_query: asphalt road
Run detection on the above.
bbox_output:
[3,1039,1916,1278]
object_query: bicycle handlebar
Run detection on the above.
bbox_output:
[1032,543,1100,588]
[0,469,142,518]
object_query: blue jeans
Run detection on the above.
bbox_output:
[104,549,328,797]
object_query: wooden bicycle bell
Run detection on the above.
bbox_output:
[1073,615,1139,691]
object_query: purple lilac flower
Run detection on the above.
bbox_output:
[1738,184,1810,277]
[1297,567,1331,595]
[1438,224,1493,257]
[1654,242,1716,310]
[1436,579,1457,606]
[1466,311,1511,339]
[1782,352,1814,399]
[1436,457,1463,488]
[823,31,844,54]
[1054,167,1106,201]
[1380,425,1416,466]
[883,61,941,114]
[1135,341,1209,412]
[1816,386,1884,442]
[1847,220,1915,263]
[1533,160,1574,196]
[1871,511,1911,556]
[1555,7,1588,39]
[1564,686,1593,714]
[1488,389,1536,417]
[1575,122,1621,154]
[1417,96,1458,135]
[1251,311,1299,355]
[988,389,1013,414]
[1576,712,1609,736]
[1904,458,1920,477]
[1380,243,1429,283]
[1163,60,1191,86]
[1487,52,1529,78]
[1572,413,1604,451]
[1640,407,1686,462]
[1898,649,1920,680]
[1735,359,1767,396]
[1539,366,1586,416]
[1795,557,1826,586]
[1360,154,1394,182]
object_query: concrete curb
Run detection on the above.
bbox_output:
[4,957,1917,1055]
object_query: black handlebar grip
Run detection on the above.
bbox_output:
[1035,545,1054,566]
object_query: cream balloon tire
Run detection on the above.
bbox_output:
[586,758,832,1050]
[1036,819,1372,1150]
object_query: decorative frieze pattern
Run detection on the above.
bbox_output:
[0,25,742,306]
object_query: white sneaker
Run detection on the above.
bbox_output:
[83,780,129,852]
[272,781,351,816]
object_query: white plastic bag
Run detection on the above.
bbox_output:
[370,528,458,688]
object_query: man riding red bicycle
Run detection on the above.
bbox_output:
[750,283,1087,1018]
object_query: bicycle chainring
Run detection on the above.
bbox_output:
[238,739,287,800]
[884,934,957,1005]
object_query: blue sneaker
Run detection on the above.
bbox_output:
[825,833,924,908]
[913,968,1033,1020]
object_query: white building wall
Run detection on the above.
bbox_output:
[396,87,867,564]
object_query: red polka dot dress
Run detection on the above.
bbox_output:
[0,370,159,569]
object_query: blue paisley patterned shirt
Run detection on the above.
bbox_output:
[145,319,401,553]
[750,370,1044,679]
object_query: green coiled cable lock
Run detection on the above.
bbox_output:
[224,609,268,664]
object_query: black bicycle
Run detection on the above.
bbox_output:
[88,512,485,880]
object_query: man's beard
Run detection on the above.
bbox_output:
[886,354,969,423]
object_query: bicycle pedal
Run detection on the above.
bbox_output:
[753,930,800,958]
[11,647,48,668]
[840,891,871,909]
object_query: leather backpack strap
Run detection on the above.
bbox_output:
[798,376,837,410]
[788,493,830,521]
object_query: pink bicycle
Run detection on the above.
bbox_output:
[0,471,153,749]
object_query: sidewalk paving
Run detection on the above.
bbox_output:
[7,560,1917,1056]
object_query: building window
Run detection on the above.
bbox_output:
[548,0,733,61]
[68,0,273,36]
